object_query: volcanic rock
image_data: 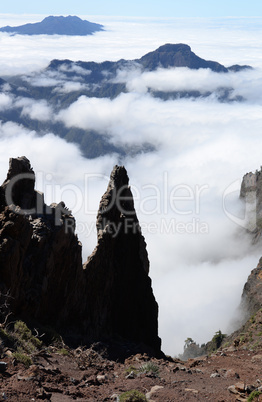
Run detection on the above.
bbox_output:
[241,258,262,316]
[0,157,161,357]
[0,157,83,327]
[83,165,161,353]
[239,167,262,317]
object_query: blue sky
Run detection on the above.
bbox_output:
[2,0,262,17]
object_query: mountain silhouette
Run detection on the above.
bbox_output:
[0,15,104,36]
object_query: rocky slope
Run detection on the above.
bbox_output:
[1,345,262,401]
[0,157,161,357]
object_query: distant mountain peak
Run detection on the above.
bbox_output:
[138,43,228,72]
[157,43,191,52]
[0,15,104,36]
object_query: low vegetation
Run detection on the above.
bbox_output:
[12,351,32,368]
[138,361,160,377]
[119,389,147,402]
[247,390,262,402]
[0,316,69,368]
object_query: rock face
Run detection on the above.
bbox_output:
[241,258,262,317]
[83,166,161,352]
[239,167,262,317]
[0,157,84,328]
[240,167,262,238]
[0,157,161,356]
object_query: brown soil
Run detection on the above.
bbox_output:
[1,345,262,401]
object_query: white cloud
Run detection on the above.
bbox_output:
[0,15,262,76]
[53,81,89,93]
[22,70,67,87]
[56,91,262,153]
[21,63,91,94]
[58,63,91,76]
[0,93,13,110]
[15,97,53,121]
[54,83,262,358]
[128,67,262,98]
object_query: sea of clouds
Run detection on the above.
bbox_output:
[0,14,262,355]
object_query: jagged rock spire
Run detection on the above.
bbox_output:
[84,165,161,353]
[0,159,162,357]
[1,156,36,211]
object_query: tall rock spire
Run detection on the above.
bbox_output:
[83,165,161,354]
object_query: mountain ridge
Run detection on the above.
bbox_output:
[0,15,104,36]
[0,43,252,159]
[48,42,251,74]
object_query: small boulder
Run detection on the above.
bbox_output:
[146,386,164,400]
[251,354,262,363]
[235,382,246,393]
[210,372,220,378]
[228,385,238,395]
[184,388,199,394]
[96,374,108,383]
[225,369,240,379]
[125,371,136,379]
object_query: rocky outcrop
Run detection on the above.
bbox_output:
[83,166,161,352]
[0,157,84,328]
[241,258,262,317]
[240,167,262,238]
[0,157,161,356]
[239,167,262,318]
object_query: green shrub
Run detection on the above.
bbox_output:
[247,390,262,402]
[13,351,32,368]
[209,330,226,352]
[240,335,246,343]
[57,348,70,356]
[119,389,147,402]
[138,361,159,377]
[250,314,256,324]
[223,341,230,348]
[13,320,42,353]
[125,365,138,375]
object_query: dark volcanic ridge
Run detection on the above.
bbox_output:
[48,43,251,78]
[0,15,104,36]
[137,43,251,72]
